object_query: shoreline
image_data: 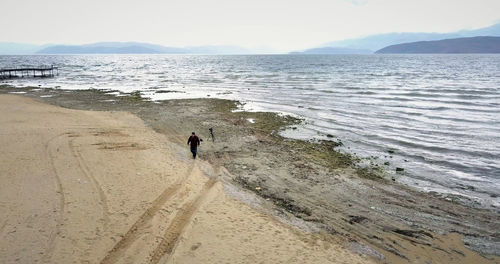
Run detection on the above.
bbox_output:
[1,85,499,263]
[0,93,370,264]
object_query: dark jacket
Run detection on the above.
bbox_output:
[187,135,200,148]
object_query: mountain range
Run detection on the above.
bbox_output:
[35,42,260,55]
[1,22,500,55]
[36,42,185,54]
[292,22,500,54]
[322,23,500,51]
[0,42,267,55]
[376,36,500,54]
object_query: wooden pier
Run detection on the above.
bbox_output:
[0,66,58,79]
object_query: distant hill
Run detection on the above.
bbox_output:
[3,23,500,54]
[37,42,188,54]
[78,42,188,53]
[290,47,372,54]
[36,43,263,54]
[0,42,264,55]
[322,23,500,51]
[376,36,500,54]
[37,45,177,54]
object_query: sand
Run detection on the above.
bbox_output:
[0,95,371,264]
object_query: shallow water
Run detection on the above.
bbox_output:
[1,54,499,207]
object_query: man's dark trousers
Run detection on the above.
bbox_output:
[191,146,197,159]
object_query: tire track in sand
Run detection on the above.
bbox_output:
[41,133,68,263]
[99,165,195,264]
[68,138,111,229]
[149,178,217,264]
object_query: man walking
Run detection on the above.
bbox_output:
[187,132,200,159]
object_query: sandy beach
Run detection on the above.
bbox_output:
[0,94,371,264]
[1,87,499,264]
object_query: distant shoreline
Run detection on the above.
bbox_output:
[2,20,500,55]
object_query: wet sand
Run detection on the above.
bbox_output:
[1,85,499,263]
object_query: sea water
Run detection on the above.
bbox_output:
[1,54,499,208]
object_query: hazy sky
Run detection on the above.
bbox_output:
[2,0,499,51]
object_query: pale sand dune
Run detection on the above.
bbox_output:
[0,95,371,264]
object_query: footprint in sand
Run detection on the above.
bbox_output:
[190,242,202,251]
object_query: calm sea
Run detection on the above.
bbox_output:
[2,54,499,208]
